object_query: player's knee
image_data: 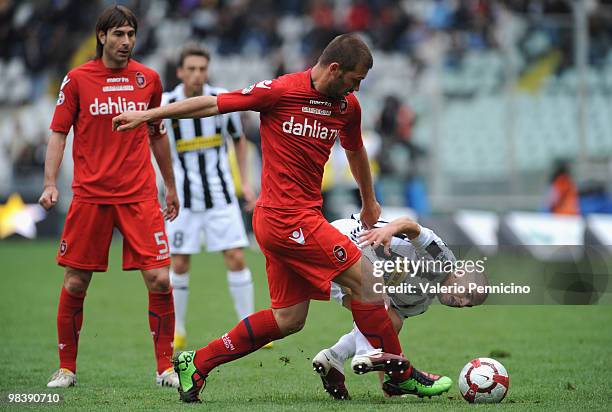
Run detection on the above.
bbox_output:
[151,276,171,292]
[171,255,190,274]
[143,270,171,292]
[283,317,306,335]
[63,269,91,294]
[223,248,245,271]
[273,310,307,336]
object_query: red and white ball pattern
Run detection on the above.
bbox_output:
[458,358,509,403]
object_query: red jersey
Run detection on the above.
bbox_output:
[217,70,363,209]
[50,59,165,203]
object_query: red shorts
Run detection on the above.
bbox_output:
[252,206,361,309]
[57,199,170,272]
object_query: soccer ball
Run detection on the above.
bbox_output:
[458,358,509,403]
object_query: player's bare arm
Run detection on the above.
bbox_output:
[150,133,179,221]
[38,131,68,210]
[234,133,256,211]
[358,217,420,255]
[345,146,381,228]
[112,95,220,132]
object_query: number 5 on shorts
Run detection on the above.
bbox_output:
[154,231,169,254]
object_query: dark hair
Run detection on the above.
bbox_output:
[95,5,138,58]
[318,33,373,71]
[178,44,211,67]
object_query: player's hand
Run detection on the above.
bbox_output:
[38,185,59,210]
[359,199,381,229]
[358,225,394,256]
[241,184,257,212]
[112,111,148,132]
[163,186,179,221]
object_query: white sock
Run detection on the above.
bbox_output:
[353,324,375,355]
[227,268,254,320]
[329,330,357,364]
[170,270,189,336]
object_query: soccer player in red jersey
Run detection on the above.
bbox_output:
[114,34,450,402]
[40,5,180,389]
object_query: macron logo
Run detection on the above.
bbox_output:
[89,97,149,116]
[289,228,305,245]
[282,116,339,141]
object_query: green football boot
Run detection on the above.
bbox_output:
[172,351,207,403]
[383,368,452,398]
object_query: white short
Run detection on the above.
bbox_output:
[330,282,347,305]
[166,203,249,254]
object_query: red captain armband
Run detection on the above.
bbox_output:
[147,120,167,140]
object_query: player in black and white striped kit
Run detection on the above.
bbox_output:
[162,45,258,350]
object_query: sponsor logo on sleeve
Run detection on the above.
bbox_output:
[242,84,255,94]
[59,239,67,256]
[56,91,65,105]
[255,80,272,89]
[135,72,146,88]
[60,76,70,90]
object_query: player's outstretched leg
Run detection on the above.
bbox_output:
[174,308,284,402]
[312,349,350,400]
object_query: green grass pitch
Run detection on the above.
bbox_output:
[1,239,611,411]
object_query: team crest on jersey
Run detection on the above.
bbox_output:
[59,240,67,256]
[333,245,347,262]
[56,91,65,106]
[339,98,348,113]
[135,72,146,88]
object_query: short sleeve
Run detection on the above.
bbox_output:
[340,95,363,151]
[147,74,166,139]
[50,73,79,134]
[217,78,285,114]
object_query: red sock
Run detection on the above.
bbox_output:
[148,290,175,373]
[194,309,282,375]
[351,299,412,379]
[57,287,85,373]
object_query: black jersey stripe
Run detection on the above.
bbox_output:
[193,118,203,137]
[169,97,192,209]
[214,116,232,204]
[227,114,240,141]
[198,153,213,209]
[216,146,232,204]
[194,116,213,208]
